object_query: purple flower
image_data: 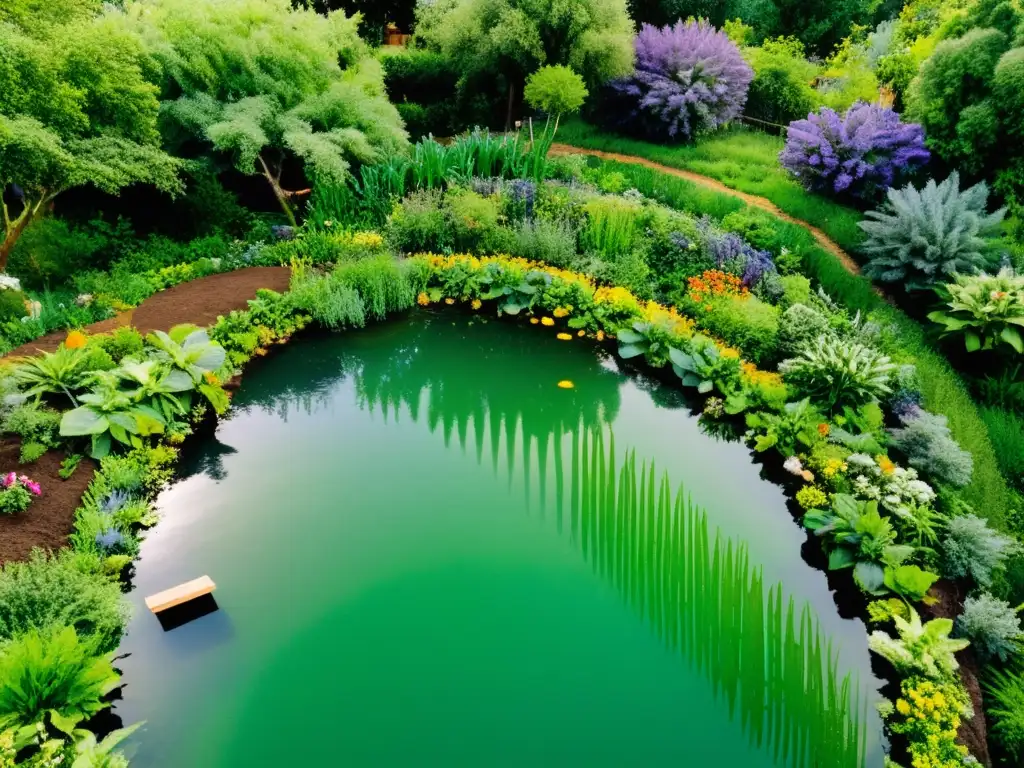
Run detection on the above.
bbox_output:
[696,217,776,288]
[600,21,753,141]
[780,102,930,201]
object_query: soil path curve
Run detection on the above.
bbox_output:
[549,143,864,278]
[4,266,291,360]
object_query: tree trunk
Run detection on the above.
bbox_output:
[505,81,516,133]
[258,154,299,227]
[0,208,35,272]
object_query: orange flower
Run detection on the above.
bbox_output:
[817,423,830,437]
[65,330,88,349]
[687,270,748,303]
[596,330,605,341]
[416,292,430,306]
[877,455,897,475]
[203,372,220,387]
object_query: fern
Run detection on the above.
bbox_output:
[860,172,1005,291]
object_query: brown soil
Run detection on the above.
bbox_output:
[548,143,869,282]
[926,579,992,767]
[0,440,97,564]
[0,266,291,564]
[3,267,291,359]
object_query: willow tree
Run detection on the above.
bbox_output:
[0,9,181,269]
[415,0,634,128]
[131,0,408,225]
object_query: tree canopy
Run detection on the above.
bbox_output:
[0,7,180,268]
[129,0,408,224]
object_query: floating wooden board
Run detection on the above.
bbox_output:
[145,575,216,614]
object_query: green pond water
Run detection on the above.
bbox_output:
[116,310,884,767]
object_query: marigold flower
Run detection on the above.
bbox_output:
[553,307,569,318]
[471,299,482,310]
[557,333,572,341]
[896,699,911,716]
[596,330,605,341]
[530,317,539,325]
[204,372,220,387]
[577,330,585,337]
[817,423,830,437]
[416,292,430,306]
[877,455,897,475]
[444,297,455,305]
[65,330,88,349]
[541,317,554,326]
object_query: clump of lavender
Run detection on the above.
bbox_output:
[601,20,753,141]
[506,179,536,220]
[780,102,929,201]
[697,218,776,288]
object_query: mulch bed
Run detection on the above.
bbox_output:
[3,267,291,359]
[0,439,97,565]
[0,266,291,565]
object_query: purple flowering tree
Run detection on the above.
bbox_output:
[600,21,753,141]
[779,102,930,202]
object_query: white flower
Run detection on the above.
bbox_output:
[783,456,804,476]
[0,274,22,291]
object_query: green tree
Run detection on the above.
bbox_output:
[0,8,181,269]
[132,0,408,225]
[416,0,634,129]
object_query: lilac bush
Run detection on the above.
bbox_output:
[779,102,930,201]
[601,21,753,141]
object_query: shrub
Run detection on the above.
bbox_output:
[0,550,127,652]
[942,513,1020,587]
[889,410,974,488]
[982,406,1024,491]
[0,289,27,323]
[448,188,503,252]
[720,207,787,255]
[928,269,1024,354]
[867,608,968,680]
[509,219,578,267]
[696,295,780,364]
[2,405,61,452]
[778,303,832,356]
[0,480,34,515]
[778,275,812,307]
[332,256,415,321]
[523,65,589,122]
[0,626,119,733]
[91,328,145,363]
[779,102,929,202]
[860,173,1005,292]
[698,220,777,289]
[380,49,459,137]
[956,593,1021,662]
[580,196,642,258]
[600,21,753,141]
[986,668,1024,760]
[743,37,820,126]
[387,190,452,254]
[289,276,367,331]
[780,335,896,411]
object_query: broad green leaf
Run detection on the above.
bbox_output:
[697,380,713,394]
[616,328,644,344]
[1001,325,1023,353]
[853,561,886,594]
[60,407,108,436]
[828,547,855,570]
[617,343,645,359]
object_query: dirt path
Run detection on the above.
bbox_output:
[4,267,291,359]
[549,143,865,278]
[0,265,290,564]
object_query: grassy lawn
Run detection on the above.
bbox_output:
[557,118,867,257]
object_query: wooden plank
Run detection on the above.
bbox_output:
[145,575,216,614]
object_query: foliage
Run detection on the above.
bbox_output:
[0,6,181,267]
[868,608,969,679]
[0,627,119,734]
[380,49,460,138]
[956,592,1021,662]
[743,37,820,126]
[889,678,971,768]
[882,564,939,603]
[778,303,831,357]
[845,453,937,517]
[289,274,366,331]
[942,513,1020,587]
[509,219,578,267]
[332,256,416,321]
[0,550,127,653]
[981,406,1024,492]
[135,0,406,225]
[803,494,914,594]
[10,347,102,406]
[745,398,823,456]
[928,268,1024,354]
[986,667,1024,760]
[888,410,974,488]
[860,173,1005,292]
[780,335,895,412]
[524,65,589,120]
[0,473,40,515]
[601,21,753,141]
[779,103,929,202]
[691,294,780,365]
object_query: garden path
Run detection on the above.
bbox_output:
[3,266,291,360]
[549,143,864,278]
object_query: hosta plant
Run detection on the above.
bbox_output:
[883,564,939,603]
[803,494,914,594]
[780,335,896,412]
[860,173,1005,292]
[744,399,823,456]
[59,373,166,460]
[868,609,969,679]
[780,102,929,201]
[928,268,1024,353]
[667,337,742,395]
[601,20,753,141]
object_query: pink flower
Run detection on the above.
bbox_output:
[25,481,41,496]
[2,472,15,489]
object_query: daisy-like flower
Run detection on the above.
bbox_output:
[471,299,482,310]
[541,317,555,327]
[783,457,804,476]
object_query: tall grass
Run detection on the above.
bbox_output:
[580,197,641,258]
[981,407,1024,493]
[332,255,417,320]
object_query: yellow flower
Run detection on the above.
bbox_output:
[444,297,455,305]
[553,307,569,318]
[896,699,911,716]
[417,292,430,306]
[720,347,740,359]
[557,333,572,341]
[877,455,897,475]
[557,380,574,389]
[596,330,605,341]
[65,330,88,349]
[203,372,220,387]
[577,330,585,337]
[471,299,482,310]
[541,317,554,326]
[530,317,539,325]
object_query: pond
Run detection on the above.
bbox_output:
[115,310,885,767]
